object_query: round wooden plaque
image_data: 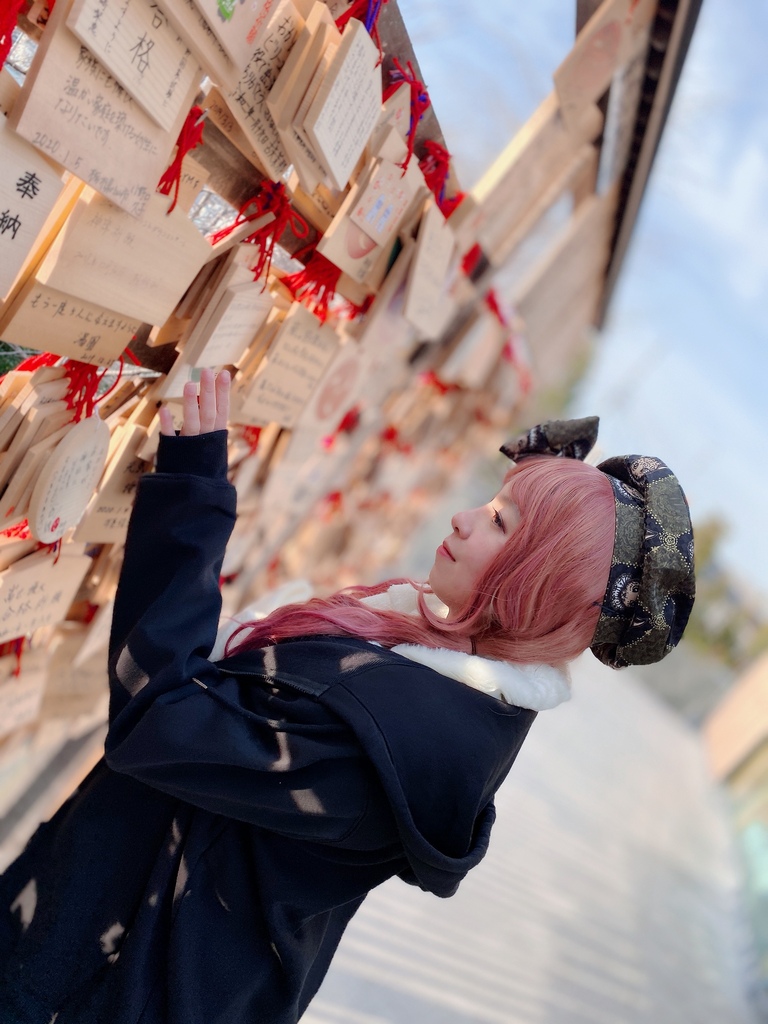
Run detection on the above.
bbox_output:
[28,416,111,542]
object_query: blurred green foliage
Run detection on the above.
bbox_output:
[0,342,36,376]
[685,515,768,670]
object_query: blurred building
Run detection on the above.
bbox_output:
[705,650,768,1014]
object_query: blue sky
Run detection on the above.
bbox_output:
[399,0,768,602]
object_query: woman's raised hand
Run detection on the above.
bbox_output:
[158,368,230,438]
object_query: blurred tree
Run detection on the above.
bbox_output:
[685,515,768,670]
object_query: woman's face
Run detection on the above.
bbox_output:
[428,478,520,618]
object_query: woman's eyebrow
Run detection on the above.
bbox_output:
[497,485,521,520]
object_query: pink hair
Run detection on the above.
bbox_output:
[225,456,616,666]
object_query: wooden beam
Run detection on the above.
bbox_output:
[513,188,618,314]
[554,0,657,131]
[598,0,702,322]
[470,93,603,260]
[485,143,599,269]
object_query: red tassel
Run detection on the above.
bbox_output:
[418,140,466,218]
[240,425,262,454]
[157,105,205,214]
[485,292,532,397]
[61,360,110,421]
[208,181,309,283]
[383,59,430,174]
[419,370,460,396]
[379,424,412,454]
[322,404,361,449]
[0,0,25,69]
[7,349,142,422]
[335,0,389,57]
[282,251,343,323]
[0,637,26,677]
[484,288,508,326]
[322,490,344,517]
[0,520,31,540]
[460,242,484,278]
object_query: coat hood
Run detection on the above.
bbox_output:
[218,636,538,897]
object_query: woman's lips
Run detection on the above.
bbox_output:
[437,542,455,561]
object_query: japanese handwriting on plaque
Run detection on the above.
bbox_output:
[9,0,198,217]
[0,278,141,366]
[225,0,300,180]
[15,171,42,200]
[0,550,92,643]
[73,424,148,542]
[36,191,213,326]
[192,0,281,74]
[153,0,238,92]
[66,0,203,132]
[232,303,339,428]
[303,19,382,191]
[28,416,111,542]
[0,117,66,301]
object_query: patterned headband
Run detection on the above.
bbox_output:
[500,417,696,669]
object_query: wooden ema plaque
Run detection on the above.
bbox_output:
[37,190,213,326]
[402,198,457,340]
[192,0,285,73]
[302,19,382,191]
[159,0,239,91]
[224,0,303,181]
[9,0,200,217]
[66,0,203,132]
[0,546,92,643]
[231,303,338,428]
[0,276,141,367]
[0,117,67,302]
[73,423,148,543]
[28,415,111,542]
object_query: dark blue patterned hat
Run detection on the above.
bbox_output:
[501,418,696,669]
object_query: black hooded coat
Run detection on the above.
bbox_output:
[0,431,536,1023]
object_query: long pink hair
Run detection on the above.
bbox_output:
[225,456,616,665]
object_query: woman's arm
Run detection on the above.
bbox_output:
[104,372,371,839]
[107,370,235,735]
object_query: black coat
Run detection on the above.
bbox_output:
[0,431,536,1024]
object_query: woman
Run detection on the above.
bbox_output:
[0,370,695,1023]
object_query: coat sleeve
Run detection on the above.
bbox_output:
[104,432,370,842]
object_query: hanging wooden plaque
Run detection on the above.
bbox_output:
[36,191,213,325]
[302,19,381,191]
[9,0,199,217]
[0,277,142,367]
[28,415,111,542]
[231,303,338,428]
[66,0,203,132]
[0,547,92,643]
[0,117,67,302]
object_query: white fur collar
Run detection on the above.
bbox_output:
[213,583,570,712]
[359,584,571,712]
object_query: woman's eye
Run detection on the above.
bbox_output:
[491,507,504,530]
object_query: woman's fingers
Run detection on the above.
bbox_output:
[180,380,201,436]
[158,406,176,436]
[177,369,230,436]
[198,368,217,433]
[214,370,230,431]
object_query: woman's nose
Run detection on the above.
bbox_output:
[451,509,473,537]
